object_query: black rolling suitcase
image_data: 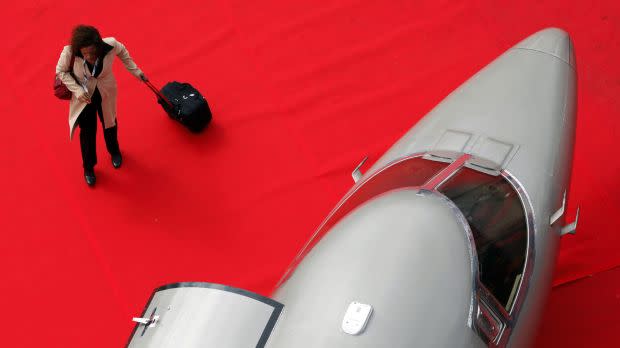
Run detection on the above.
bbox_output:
[145,80,212,132]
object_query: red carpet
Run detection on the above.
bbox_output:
[1,1,619,346]
[535,266,620,347]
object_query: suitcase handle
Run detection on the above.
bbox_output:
[144,80,173,109]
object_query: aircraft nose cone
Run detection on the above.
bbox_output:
[514,27,575,67]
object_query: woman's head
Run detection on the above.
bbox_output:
[71,25,103,64]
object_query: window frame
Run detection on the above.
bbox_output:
[275,152,536,347]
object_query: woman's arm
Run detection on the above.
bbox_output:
[55,46,83,94]
[111,38,144,80]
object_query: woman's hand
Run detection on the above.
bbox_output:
[78,91,91,104]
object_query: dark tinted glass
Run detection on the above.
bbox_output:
[439,168,527,308]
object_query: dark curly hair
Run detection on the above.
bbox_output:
[71,25,103,55]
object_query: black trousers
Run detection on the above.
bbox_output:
[77,88,120,170]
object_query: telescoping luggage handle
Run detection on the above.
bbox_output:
[144,80,174,109]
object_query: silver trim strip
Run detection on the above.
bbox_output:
[425,189,480,328]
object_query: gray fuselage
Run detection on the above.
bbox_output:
[127,28,577,348]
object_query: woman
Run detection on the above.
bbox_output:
[56,25,147,186]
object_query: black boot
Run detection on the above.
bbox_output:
[84,168,96,186]
[111,153,122,169]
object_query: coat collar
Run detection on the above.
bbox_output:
[75,41,114,59]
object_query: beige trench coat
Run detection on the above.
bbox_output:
[55,37,143,140]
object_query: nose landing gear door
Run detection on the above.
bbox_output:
[126,282,283,348]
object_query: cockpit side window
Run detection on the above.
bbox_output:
[438,167,527,309]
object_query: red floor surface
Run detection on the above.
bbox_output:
[1,1,619,347]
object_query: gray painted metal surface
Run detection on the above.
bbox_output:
[269,190,483,347]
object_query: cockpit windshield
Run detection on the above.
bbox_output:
[438,167,527,308]
[278,155,529,312]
